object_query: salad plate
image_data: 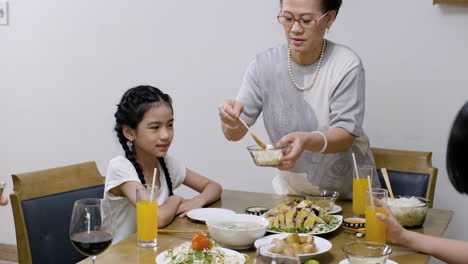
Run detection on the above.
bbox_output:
[156,244,246,264]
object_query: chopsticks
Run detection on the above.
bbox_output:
[381,168,395,199]
[238,117,267,149]
[342,226,366,234]
[158,229,209,234]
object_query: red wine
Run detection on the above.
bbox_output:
[71,231,113,256]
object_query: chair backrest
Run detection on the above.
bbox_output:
[371,147,438,207]
[10,161,105,264]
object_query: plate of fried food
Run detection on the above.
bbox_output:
[264,199,342,235]
[255,233,332,261]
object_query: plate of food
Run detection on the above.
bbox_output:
[328,204,342,214]
[255,233,332,261]
[156,234,247,264]
[187,208,236,223]
[264,199,342,235]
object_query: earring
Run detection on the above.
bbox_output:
[127,140,133,149]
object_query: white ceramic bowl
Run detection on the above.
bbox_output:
[206,214,269,249]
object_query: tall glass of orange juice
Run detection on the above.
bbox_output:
[365,188,388,243]
[136,184,158,247]
[352,165,373,216]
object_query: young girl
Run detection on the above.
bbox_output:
[104,85,222,243]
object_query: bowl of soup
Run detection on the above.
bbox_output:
[206,214,269,249]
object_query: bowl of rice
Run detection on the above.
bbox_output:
[247,145,287,167]
[387,196,430,228]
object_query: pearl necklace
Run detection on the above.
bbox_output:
[287,39,327,91]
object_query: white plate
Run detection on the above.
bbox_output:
[338,259,398,264]
[328,204,342,214]
[156,247,246,264]
[266,215,343,235]
[254,233,332,260]
[187,208,236,223]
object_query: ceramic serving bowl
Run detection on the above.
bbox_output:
[206,214,269,249]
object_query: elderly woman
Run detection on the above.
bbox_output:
[218,0,376,198]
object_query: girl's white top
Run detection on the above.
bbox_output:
[103,155,186,243]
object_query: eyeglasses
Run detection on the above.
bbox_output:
[277,12,328,29]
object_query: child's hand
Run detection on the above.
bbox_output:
[374,198,408,244]
[176,197,206,217]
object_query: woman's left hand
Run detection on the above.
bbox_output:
[176,196,206,217]
[276,132,308,170]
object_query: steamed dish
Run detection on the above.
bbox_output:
[248,144,284,166]
[388,196,429,228]
[265,200,341,233]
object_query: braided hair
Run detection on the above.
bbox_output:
[114,85,174,196]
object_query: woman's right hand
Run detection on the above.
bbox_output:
[375,198,408,245]
[218,99,244,128]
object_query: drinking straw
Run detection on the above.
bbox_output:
[367,175,375,208]
[150,167,157,202]
[352,153,360,178]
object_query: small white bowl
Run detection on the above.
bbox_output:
[206,214,269,249]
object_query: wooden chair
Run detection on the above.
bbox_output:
[10,161,105,264]
[371,147,438,207]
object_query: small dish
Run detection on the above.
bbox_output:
[328,204,342,214]
[246,206,269,216]
[187,208,236,223]
[343,217,365,229]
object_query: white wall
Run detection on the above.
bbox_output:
[1,0,467,248]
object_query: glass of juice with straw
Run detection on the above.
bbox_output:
[365,188,388,243]
[352,164,373,216]
[136,184,158,247]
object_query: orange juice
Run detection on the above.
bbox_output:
[365,207,387,243]
[352,178,369,215]
[136,200,158,241]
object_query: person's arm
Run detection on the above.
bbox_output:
[395,229,468,264]
[111,181,183,228]
[375,198,468,264]
[176,169,222,217]
[0,195,8,206]
[276,128,355,170]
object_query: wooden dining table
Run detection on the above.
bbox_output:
[78,190,453,264]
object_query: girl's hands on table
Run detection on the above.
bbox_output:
[176,196,206,217]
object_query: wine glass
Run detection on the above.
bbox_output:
[254,244,301,264]
[70,198,113,264]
